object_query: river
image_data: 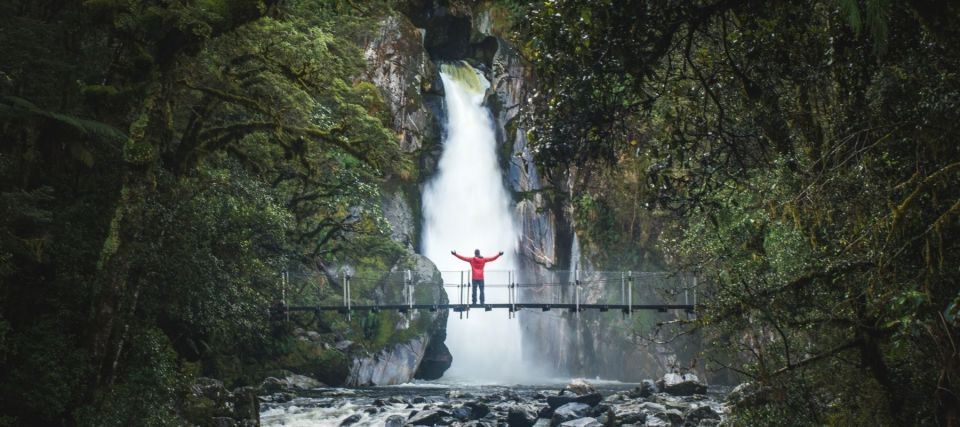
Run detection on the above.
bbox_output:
[260,379,726,426]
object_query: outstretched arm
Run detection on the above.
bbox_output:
[484,251,504,262]
[451,251,471,262]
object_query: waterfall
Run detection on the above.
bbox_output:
[421,62,528,384]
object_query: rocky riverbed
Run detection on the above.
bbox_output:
[259,377,726,427]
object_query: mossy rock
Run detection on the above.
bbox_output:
[278,340,350,386]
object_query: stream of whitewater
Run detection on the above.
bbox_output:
[420,62,534,384]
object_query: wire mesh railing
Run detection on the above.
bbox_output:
[277,267,699,317]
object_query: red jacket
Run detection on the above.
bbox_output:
[454,253,501,280]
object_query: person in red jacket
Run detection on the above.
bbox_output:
[451,249,503,305]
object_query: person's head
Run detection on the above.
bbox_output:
[474,249,481,257]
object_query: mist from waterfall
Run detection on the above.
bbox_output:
[421,62,531,384]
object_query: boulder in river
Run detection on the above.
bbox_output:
[660,408,683,424]
[644,416,670,427]
[638,401,667,414]
[656,373,707,396]
[538,405,554,419]
[446,390,475,399]
[551,402,591,426]
[547,392,603,409]
[628,380,656,398]
[408,409,451,425]
[452,405,472,420]
[339,413,362,426]
[507,407,538,427]
[385,415,405,427]
[558,417,602,427]
[563,378,597,396]
[614,410,646,425]
[684,405,721,425]
[465,401,491,419]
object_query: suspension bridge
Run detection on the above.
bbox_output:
[274,269,699,319]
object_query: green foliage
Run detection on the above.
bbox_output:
[276,338,350,384]
[76,327,184,427]
[0,96,127,148]
[519,0,960,424]
[0,0,413,424]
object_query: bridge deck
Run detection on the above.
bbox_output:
[287,303,696,313]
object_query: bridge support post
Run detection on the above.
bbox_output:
[628,271,633,317]
[507,271,511,319]
[406,269,413,311]
[575,268,580,319]
[620,271,627,305]
[692,276,698,319]
[342,271,351,321]
[508,271,517,319]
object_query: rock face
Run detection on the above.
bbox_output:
[341,256,448,385]
[347,336,428,386]
[362,13,438,154]
[415,338,452,380]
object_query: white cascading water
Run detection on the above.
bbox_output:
[421,62,528,384]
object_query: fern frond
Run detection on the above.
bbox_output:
[0,96,127,147]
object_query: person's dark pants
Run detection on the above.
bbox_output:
[472,279,485,305]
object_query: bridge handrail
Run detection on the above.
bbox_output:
[276,267,701,318]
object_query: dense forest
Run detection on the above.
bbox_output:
[1,0,958,426]
[0,0,416,425]
[519,0,960,425]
